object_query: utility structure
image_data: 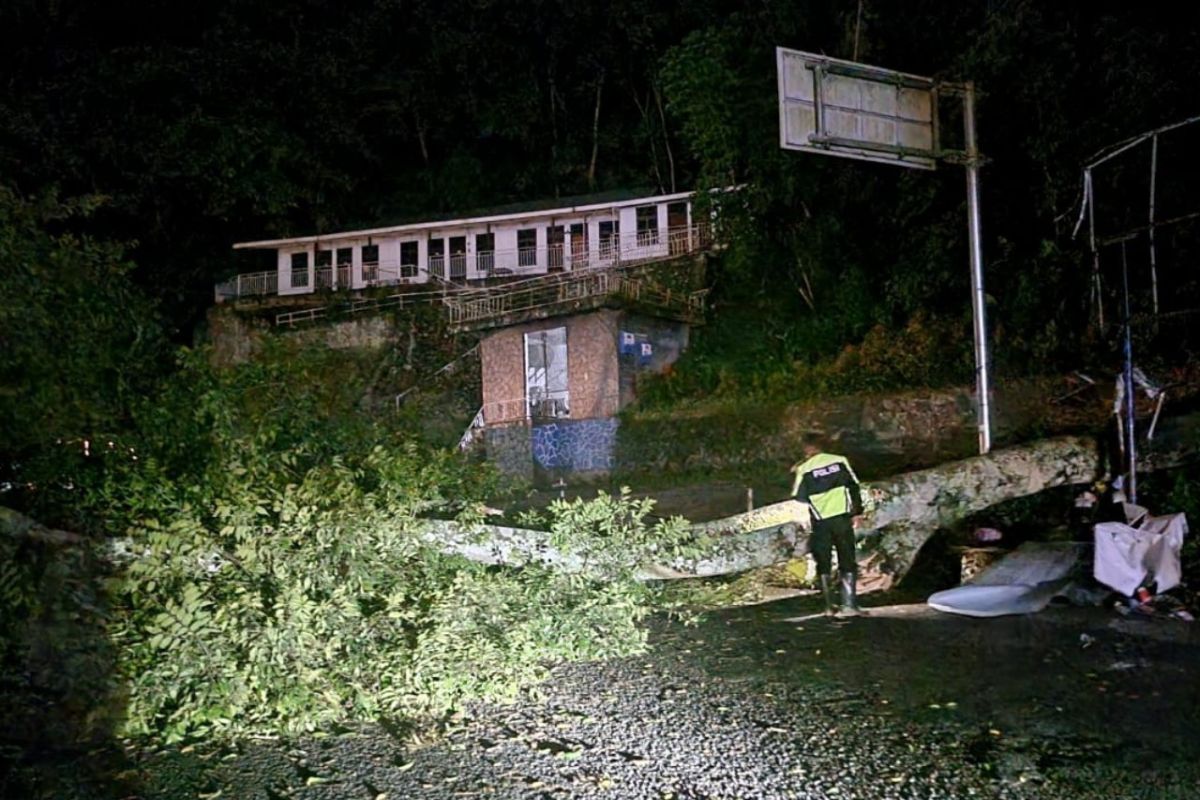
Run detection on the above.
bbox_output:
[776,48,992,454]
[1071,114,1200,504]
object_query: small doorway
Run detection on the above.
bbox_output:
[667,202,688,255]
[547,225,564,271]
[448,235,467,280]
[428,238,445,279]
[569,223,588,268]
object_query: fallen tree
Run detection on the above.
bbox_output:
[427,415,1200,585]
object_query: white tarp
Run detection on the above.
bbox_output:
[927,542,1087,618]
[1093,513,1187,596]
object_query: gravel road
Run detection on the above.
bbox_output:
[11,595,1200,800]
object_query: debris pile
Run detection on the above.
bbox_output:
[929,492,1192,621]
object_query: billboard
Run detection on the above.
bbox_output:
[777,47,937,170]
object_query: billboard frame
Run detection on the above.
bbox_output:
[776,47,991,454]
[777,48,944,171]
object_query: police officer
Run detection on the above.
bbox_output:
[791,432,865,616]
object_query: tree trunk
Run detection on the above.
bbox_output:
[548,72,560,198]
[653,84,676,193]
[419,420,1200,584]
[587,72,605,190]
[633,88,664,194]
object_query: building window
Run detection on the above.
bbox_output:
[525,327,568,419]
[362,244,379,282]
[518,228,537,268]
[636,205,659,246]
[291,252,310,287]
[400,241,418,278]
[476,232,495,274]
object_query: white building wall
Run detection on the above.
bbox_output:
[618,207,637,256]
[415,238,429,283]
[587,218,601,266]
[242,190,711,297]
[494,227,519,273]
[351,243,362,290]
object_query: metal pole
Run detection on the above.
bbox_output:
[963,81,992,455]
[1087,171,1104,329]
[1121,241,1137,504]
[1148,134,1159,316]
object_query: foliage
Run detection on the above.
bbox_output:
[0,186,164,531]
[6,0,1200,745]
[1166,472,1200,581]
[0,509,120,750]
[544,489,697,579]
[84,348,695,742]
[637,312,972,409]
[0,0,727,326]
[653,2,1200,403]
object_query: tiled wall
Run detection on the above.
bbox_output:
[531,418,620,474]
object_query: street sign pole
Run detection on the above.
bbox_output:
[962,81,992,454]
[776,48,992,454]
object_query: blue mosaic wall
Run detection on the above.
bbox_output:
[531,418,619,473]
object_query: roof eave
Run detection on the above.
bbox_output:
[231,189,701,250]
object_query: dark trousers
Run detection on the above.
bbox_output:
[811,515,856,576]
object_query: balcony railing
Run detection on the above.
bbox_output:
[214,270,279,302]
[216,222,713,300]
[316,266,333,290]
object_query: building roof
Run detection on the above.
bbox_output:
[233,187,694,250]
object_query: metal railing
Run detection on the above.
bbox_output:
[215,223,714,301]
[316,266,333,290]
[275,286,467,327]
[458,407,486,452]
[214,270,279,302]
[475,391,623,427]
[444,266,708,327]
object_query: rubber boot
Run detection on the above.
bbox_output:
[818,573,837,616]
[838,570,865,617]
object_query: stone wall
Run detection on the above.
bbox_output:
[206,305,398,365]
[615,380,1075,482]
[483,423,534,482]
[531,418,620,476]
[485,418,620,483]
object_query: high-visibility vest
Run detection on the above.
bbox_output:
[792,452,863,521]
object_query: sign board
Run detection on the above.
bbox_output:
[777,47,937,170]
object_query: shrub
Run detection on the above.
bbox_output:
[101,348,694,742]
